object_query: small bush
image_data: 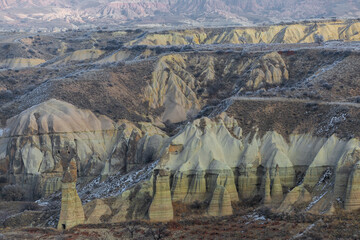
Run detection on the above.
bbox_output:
[23,202,40,211]
[1,184,25,201]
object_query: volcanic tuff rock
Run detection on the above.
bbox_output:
[0,58,45,69]
[76,114,360,222]
[145,51,289,123]
[57,159,85,230]
[0,99,167,199]
[130,20,360,46]
[148,170,174,222]
[344,161,360,211]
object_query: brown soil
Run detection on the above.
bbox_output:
[2,207,360,240]
[226,99,360,140]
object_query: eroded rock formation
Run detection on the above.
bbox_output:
[57,159,85,230]
[0,99,166,199]
[149,170,174,222]
[130,20,360,46]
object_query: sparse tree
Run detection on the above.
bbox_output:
[146,223,169,240]
[125,221,138,239]
[1,184,25,201]
[185,36,194,45]
[238,36,247,44]
[314,34,324,45]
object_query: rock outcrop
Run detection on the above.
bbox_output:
[0,58,45,69]
[54,49,105,65]
[208,185,233,217]
[245,52,288,90]
[51,111,360,223]
[344,162,360,211]
[0,99,167,199]
[278,185,311,212]
[149,170,174,222]
[130,20,360,46]
[144,51,289,123]
[57,159,85,230]
[84,199,112,224]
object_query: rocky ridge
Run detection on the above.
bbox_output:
[1,20,360,231]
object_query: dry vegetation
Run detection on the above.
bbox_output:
[3,205,360,239]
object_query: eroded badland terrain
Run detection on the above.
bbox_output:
[2,19,360,239]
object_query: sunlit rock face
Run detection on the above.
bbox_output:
[130,20,360,46]
[144,52,289,123]
[75,113,360,223]
[0,99,167,199]
[149,170,174,222]
[142,115,360,218]
[57,159,84,230]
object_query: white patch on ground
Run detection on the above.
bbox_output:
[243,211,267,225]
[78,160,159,203]
[290,220,321,239]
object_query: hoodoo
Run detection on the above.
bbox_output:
[57,159,85,230]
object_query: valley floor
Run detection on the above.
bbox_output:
[2,206,360,239]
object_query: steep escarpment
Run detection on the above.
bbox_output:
[0,58,45,69]
[130,20,360,46]
[80,114,360,223]
[0,99,167,199]
[145,51,290,123]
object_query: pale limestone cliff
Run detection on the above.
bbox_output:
[51,113,360,224]
[149,116,360,215]
[271,166,283,205]
[145,54,201,123]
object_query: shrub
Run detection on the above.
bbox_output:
[23,202,40,211]
[1,184,25,201]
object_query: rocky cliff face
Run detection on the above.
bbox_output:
[78,113,360,222]
[0,99,166,199]
[57,159,85,230]
[1,21,360,228]
[130,20,360,46]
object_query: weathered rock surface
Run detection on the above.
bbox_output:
[141,115,360,216]
[54,49,105,65]
[0,99,167,199]
[278,185,311,212]
[58,159,85,230]
[144,52,289,123]
[84,199,112,224]
[0,58,45,69]
[208,185,232,217]
[131,20,360,46]
[149,170,174,222]
[344,161,360,211]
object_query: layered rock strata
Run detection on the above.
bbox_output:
[149,170,174,222]
[130,20,360,46]
[70,114,360,223]
[0,99,167,199]
[57,159,85,230]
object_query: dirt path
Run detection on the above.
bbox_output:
[232,96,360,108]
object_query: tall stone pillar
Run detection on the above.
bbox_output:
[149,169,174,222]
[57,159,85,230]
